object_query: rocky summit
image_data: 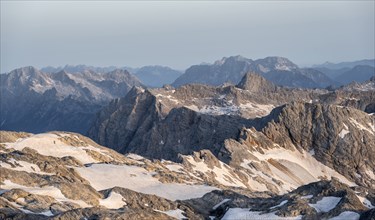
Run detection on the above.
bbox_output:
[1,67,374,219]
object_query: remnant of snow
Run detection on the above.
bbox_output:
[349,118,374,135]
[247,147,356,194]
[185,102,273,118]
[329,211,360,220]
[0,159,53,175]
[222,208,302,220]
[4,133,102,164]
[212,199,231,210]
[158,209,186,220]
[309,196,341,213]
[356,195,374,209]
[38,210,54,216]
[164,164,185,174]
[126,153,144,161]
[270,200,288,209]
[75,164,217,201]
[185,156,246,188]
[339,124,350,138]
[99,192,126,209]
[0,180,90,208]
[301,195,313,199]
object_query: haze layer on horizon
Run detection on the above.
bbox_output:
[1,1,374,73]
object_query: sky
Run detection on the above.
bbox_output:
[1,1,374,73]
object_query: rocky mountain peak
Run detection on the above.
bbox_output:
[236,72,277,93]
[255,56,299,71]
[214,55,252,66]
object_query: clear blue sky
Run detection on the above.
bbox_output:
[1,1,374,73]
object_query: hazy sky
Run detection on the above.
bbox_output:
[1,1,374,73]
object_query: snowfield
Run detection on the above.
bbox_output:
[75,163,218,201]
[309,196,341,213]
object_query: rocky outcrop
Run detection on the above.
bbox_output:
[184,179,372,219]
[88,87,256,160]
[262,102,375,188]
[236,72,277,93]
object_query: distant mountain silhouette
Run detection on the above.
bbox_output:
[172,55,334,88]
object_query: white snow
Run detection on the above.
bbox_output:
[309,196,341,213]
[185,102,273,118]
[309,149,315,156]
[0,159,53,175]
[4,133,102,164]
[157,209,186,219]
[75,163,217,201]
[99,192,126,209]
[356,195,374,209]
[0,180,90,208]
[222,208,302,220]
[126,153,144,161]
[246,147,356,193]
[270,200,288,209]
[339,124,350,138]
[329,211,360,220]
[185,156,246,188]
[212,199,231,210]
[301,195,313,199]
[349,118,374,135]
[38,210,54,216]
[164,164,185,173]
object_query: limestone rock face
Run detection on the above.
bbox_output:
[262,102,375,188]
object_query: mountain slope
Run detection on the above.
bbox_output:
[334,65,375,85]
[312,59,375,69]
[0,67,142,134]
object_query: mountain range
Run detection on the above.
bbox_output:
[1,57,375,219]
[172,56,336,88]
[172,56,375,89]
[0,66,142,134]
[41,64,183,88]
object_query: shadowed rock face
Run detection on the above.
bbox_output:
[0,67,143,134]
[88,86,259,160]
[236,72,277,93]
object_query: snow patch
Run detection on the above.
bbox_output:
[270,200,288,209]
[0,180,90,208]
[99,192,126,209]
[329,211,360,220]
[75,164,217,201]
[339,123,350,138]
[4,133,102,164]
[309,196,341,213]
[356,195,374,209]
[349,118,374,135]
[212,199,231,210]
[186,157,246,188]
[157,209,186,219]
[301,195,313,199]
[0,159,53,175]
